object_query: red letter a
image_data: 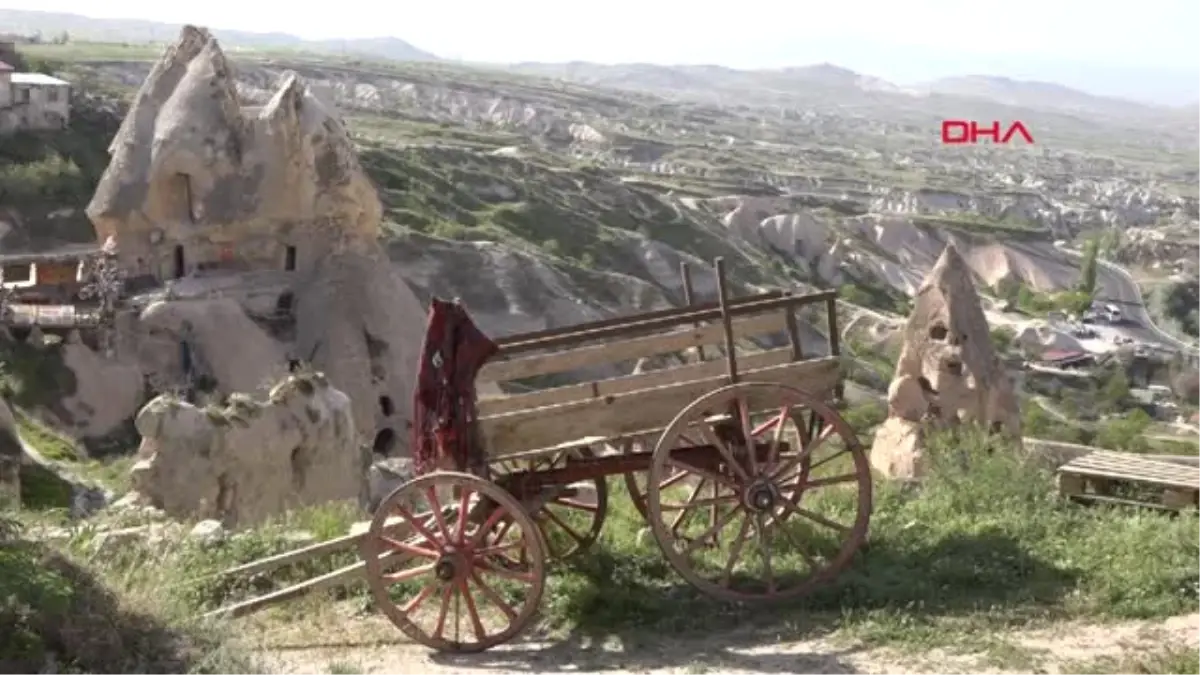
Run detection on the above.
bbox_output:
[1002,121,1035,144]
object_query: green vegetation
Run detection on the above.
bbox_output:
[0,60,119,211]
[1078,236,1100,295]
[0,498,364,672]
[1148,278,1200,339]
[994,278,1093,316]
[839,280,912,316]
[3,411,1197,671]
[360,143,777,287]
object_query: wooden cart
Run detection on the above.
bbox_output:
[360,258,873,652]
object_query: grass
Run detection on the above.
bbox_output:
[0,497,365,673]
[1,422,1195,671]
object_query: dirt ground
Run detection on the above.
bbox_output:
[247,603,1198,675]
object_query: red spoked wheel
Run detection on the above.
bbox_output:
[362,471,547,652]
[491,447,609,561]
[646,382,872,603]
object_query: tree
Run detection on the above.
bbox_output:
[1078,237,1099,295]
[1098,368,1132,413]
[1093,409,1152,453]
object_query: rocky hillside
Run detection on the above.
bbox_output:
[8,37,1199,335]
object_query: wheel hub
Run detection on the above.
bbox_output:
[434,556,458,582]
[744,481,778,512]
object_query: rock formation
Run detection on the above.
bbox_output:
[870,243,1022,481]
[129,371,366,528]
[77,26,427,454]
[86,25,380,273]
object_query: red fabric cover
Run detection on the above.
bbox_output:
[411,298,498,475]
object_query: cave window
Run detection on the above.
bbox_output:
[172,245,186,279]
[929,323,948,341]
[175,173,197,223]
[275,291,295,316]
[379,395,394,417]
[372,427,397,456]
[284,245,297,271]
[2,263,31,283]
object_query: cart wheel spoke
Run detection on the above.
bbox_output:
[646,382,873,603]
[489,447,608,561]
[457,578,488,642]
[383,561,437,585]
[541,506,589,548]
[363,471,547,653]
[721,515,753,587]
[424,486,453,540]
[470,569,518,622]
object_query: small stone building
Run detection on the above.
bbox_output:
[0,63,71,133]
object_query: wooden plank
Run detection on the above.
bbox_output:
[1060,454,1199,488]
[1057,473,1085,499]
[492,289,785,347]
[1163,488,1199,509]
[1062,450,1185,470]
[1064,492,1189,512]
[1059,463,1198,490]
[203,555,379,619]
[212,515,430,580]
[479,311,788,383]
[497,290,836,356]
[479,347,796,417]
[480,356,840,458]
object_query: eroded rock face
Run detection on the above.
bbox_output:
[86,25,381,280]
[78,27,427,455]
[870,243,1022,481]
[129,372,367,528]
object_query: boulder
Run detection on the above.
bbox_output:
[129,371,366,528]
[870,243,1023,480]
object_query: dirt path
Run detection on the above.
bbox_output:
[247,603,1198,675]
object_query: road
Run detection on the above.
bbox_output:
[1055,242,1198,354]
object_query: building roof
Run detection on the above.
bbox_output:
[10,72,70,86]
[1040,349,1090,363]
[0,61,13,72]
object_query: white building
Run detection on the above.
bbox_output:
[0,60,71,133]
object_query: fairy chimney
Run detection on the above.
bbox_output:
[85,25,381,281]
[870,243,1022,480]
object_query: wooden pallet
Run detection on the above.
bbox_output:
[1057,449,1200,511]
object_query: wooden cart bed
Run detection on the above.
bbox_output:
[475,287,841,460]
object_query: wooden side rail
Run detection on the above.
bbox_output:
[479,346,796,416]
[494,289,837,356]
[492,289,786,347]
[479,356,840,458]
[479,311,789,385]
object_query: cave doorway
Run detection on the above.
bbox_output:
[372,427,397,456]
[284,245,297,271]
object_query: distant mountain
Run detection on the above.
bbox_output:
[505,61,911,106]
[0,9,439,62]
[0,8,1190,127]
[916,75,1167,120]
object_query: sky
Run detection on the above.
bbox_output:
[7,0,1200,103]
